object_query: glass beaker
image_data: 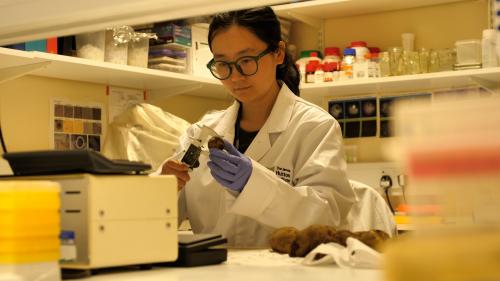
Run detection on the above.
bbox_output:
[389,47,403,76]
[419,48,430,73]
[405,51,420,75]
[379,52,391,77]
[438,48,454,71]
[428,50,440,72]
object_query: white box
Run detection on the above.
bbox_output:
[190,23,213,78]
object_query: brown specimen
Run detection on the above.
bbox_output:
[270,224,390,257]
[207,136,225,150]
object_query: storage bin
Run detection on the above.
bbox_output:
[105,29,128,65]
[128,32,157,68]
[455,39,481,65]
[148,44,188,73]
[76,31,105,61]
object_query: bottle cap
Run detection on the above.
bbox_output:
[324,47,340,56]
[350,41,367,47]
[343,48,356,56]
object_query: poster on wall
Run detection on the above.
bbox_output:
[107,86,145,124]
[50,99,105,152]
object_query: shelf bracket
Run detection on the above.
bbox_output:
[471,76,500,94]
[0,61,51,84]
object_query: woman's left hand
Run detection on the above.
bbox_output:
[207,139,252,193]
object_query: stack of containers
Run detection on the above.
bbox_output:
[148,22,192,73]
[323,47,341,73]
[385,97,500,281]
[0,181,61,281]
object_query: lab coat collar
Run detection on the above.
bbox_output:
[245,83,296,161]
[264,83,296,134]
[213,101,239,144]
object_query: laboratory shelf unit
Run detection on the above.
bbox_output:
[299,67,500,105]
[0,47,228,99]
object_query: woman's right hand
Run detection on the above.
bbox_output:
[161,160,190,191]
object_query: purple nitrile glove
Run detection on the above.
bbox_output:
[207,139,252,193]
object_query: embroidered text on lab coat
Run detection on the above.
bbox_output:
[275,166,292,184]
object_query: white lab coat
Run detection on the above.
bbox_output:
[172,84,359,247]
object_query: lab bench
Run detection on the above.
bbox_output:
[69,249,382,281]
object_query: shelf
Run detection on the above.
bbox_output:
[0,47,228,99]
[273,0,467,23]
[0,0,290,46]
[299,67,500,104]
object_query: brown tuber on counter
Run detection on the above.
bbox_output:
[270,224,391,257]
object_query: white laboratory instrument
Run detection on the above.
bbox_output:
[1,174,178,271]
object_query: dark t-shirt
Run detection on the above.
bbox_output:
[234,124,258,154]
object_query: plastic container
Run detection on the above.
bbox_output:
[323,63,334,82]
[75,31,105,61]
[455,39,481,65]
[105,29,128,65]
[368,52,380,78]
[314,64,324,83]
[482,29,498,68]
[341,48,356,79]
[379,52,390,77]
[0,182,61,281]
[350,41,369,61]
[296,51,322,83]
[148,44,189,73]
[128,38,149,67]
[305,62,316,83]
[128,31,157,68]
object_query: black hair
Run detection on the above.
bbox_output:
[208,6,300,96]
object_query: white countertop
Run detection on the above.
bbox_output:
[74,249,383,281]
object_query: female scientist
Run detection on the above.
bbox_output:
[160,7,358,247]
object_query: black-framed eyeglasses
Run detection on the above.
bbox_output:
[206,48,273,80]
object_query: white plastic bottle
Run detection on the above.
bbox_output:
[482,29,498,68]
[315,64,324,83]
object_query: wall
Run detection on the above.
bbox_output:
[0,75,230,152]
[323,0,488,51]
[0,76,107,152]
